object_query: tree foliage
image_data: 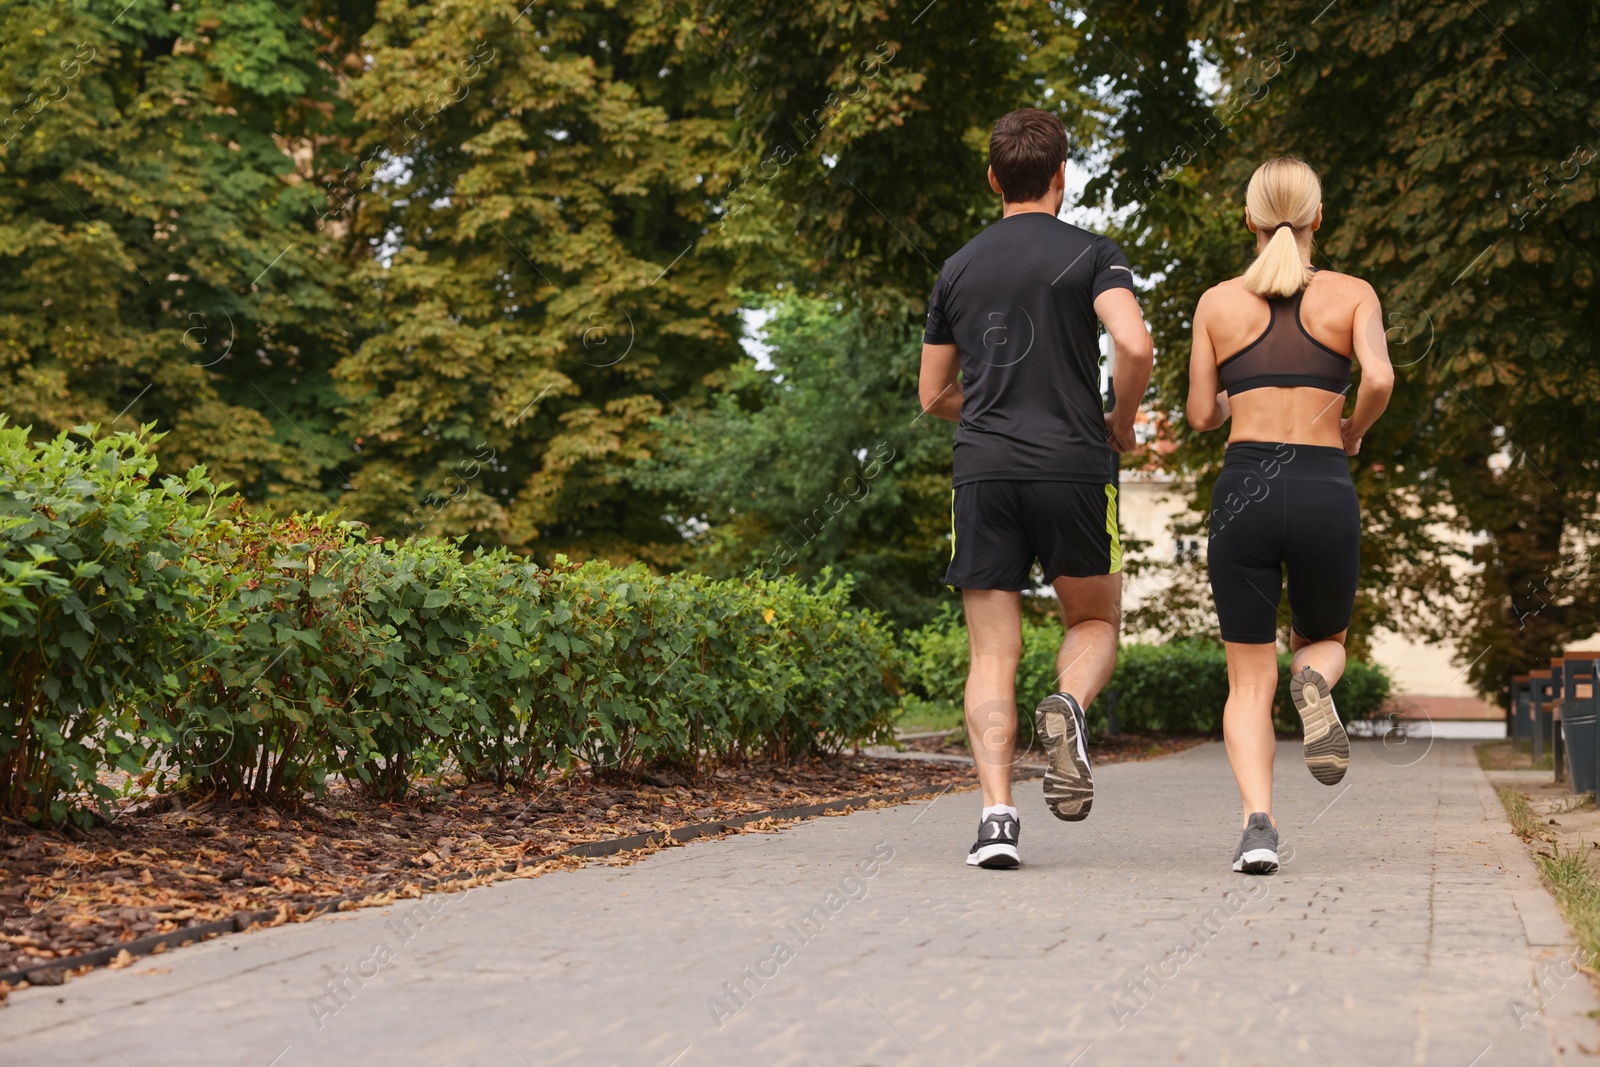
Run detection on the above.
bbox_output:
[634,292,954,629]
[0,0,1111,622]
[8,1,1591,681]
[335,0,755,562]
[0,0,369,506]
[1078,0,1600,697]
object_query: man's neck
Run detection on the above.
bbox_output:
[1001,199,1059,219]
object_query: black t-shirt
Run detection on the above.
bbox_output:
[924,213,1137,486]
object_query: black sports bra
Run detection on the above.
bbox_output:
[1216,286,1352,397]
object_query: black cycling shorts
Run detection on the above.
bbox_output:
[1206,442,1359,644]
[944,480,1121,591]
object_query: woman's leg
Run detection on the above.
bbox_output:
[1283,465,1359,687]
[1290,628,1347,686]
[1223,640,1282,827]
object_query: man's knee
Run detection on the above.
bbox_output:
[1064,612,1121,635]
[1053,574,1123,630]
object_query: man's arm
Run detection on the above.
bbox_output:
[1093,288,1153,452]
[918,342,963,422]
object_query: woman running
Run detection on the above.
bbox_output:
[1186,158,1394,874]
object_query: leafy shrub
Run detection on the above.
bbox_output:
[479,562,901,783]
[156,510,384,800]
[903,612,1391,737]
[1109,641,1245,734]
[353,538,534,798]
[2,427,905,820]
[0,422,227,823]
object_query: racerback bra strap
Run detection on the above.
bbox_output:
[1216,285,1352,397]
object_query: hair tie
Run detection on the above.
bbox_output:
[1273,221,1296,232]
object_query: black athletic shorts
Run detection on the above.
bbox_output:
[1206,442,1359,644]
[943,480,1121,591]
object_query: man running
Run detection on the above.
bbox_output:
[918,108,1153,869]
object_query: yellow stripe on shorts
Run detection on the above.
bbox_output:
[1105,483,1122,574]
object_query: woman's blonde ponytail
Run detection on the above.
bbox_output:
[1240,158,1321,298]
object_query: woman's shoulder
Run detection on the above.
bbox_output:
[1309,268,1378,301]
[1195,277,1252,315]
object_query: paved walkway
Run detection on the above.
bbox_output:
[4,740,1597,1066]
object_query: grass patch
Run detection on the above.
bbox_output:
[1532,847,1600,973]
[894,697,965,736]
[1496,788,1600,978]
[1499,787,1549,841]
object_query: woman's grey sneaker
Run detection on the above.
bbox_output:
[966,812,1020,868]
[1035,693,1094,821]
[1232,812,1279,874]
[1291,665,1350,786]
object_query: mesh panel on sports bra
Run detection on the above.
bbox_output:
[1216,289,1352,396]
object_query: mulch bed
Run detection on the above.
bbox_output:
[0,756,977,994]
[902,729,1209,764]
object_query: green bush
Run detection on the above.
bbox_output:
[902,613,1391,736]
[0,422,228,823]
[1109,641,1245,734]
[498,562,900,781]
[1,427,905,821]
[158,510,386,801]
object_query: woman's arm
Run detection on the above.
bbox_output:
[1341,281,1395,455]
[1186,290,1229,432]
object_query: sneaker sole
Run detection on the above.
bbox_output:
[966,843,1020,869]
[1292,666,1349,786]
[1035,695,1093,822]
[1233,847,1280,874]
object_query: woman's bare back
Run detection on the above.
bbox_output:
[1199,270,1374,448]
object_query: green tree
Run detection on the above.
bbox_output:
[635,292,955,629]
[1078,0,1600,696]
[711,0,1102,300]
[0,0,1141,613]
[0,0,370,507]
[333,0,755,563]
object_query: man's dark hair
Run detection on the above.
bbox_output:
[988,108,1067,203]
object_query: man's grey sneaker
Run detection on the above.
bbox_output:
[1035,693,1093,821]
[1292,665,1350,786]
[966,812,1020,868]
[1232,812,1279,874]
